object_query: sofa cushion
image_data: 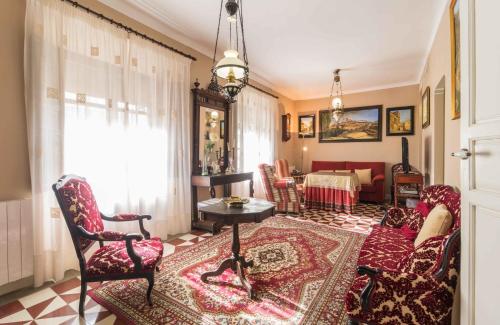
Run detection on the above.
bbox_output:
[346,161,384,179]
[414,204,452,247]
[401,224,418,241]
[355,168,372,185]
[357,225,414,271]
[311,161,346,172]
[398,235,445,274]
[415,201,432,218]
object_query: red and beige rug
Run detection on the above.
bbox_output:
[88,216,366,324]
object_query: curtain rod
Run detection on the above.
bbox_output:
[61,0,197,61]
[248,84,279,99]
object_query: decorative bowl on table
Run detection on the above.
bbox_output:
[223,196,249,208]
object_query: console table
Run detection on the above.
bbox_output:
[191,172,254,233]
[393,172,424,207]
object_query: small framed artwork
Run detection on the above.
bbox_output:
[319,105,382,143]
[281,113,291,142]
[298,114,316,138]
[450,0,461,119]
[386,106,415,136]
[220,120,225,139]
[422,87,430,128]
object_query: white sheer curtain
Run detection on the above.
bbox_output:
[24,0,191,286]
[233,87,279,198]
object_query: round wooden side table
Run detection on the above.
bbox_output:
[198,198,275,298]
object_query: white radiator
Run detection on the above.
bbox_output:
[0,199,33,286]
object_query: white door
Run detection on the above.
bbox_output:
[460,1,500,324]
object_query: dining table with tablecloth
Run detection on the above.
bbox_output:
[303,172,361,213]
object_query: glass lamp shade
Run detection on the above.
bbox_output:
[332,96,343,109]
[222,81,241,99]
[210,111,219,119]
[215,50,248,80]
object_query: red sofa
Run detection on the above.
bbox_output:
[311,161,385,203]
[345,185,461,324]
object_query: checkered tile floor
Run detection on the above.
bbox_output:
[293,203,386,234]
[0,204,384,324]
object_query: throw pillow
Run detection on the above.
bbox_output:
[415,201,432,218]
[401,224,418,241]
[317,170,333,172]
[414,204,452,247]
[354,168,372,185]
[335,169,352,173]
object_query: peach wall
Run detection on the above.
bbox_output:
[291,85,421,197]
[419,4,461,189]
[0,0,31,201]
[0,0,295,201]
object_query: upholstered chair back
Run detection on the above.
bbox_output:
[275,159,291,178]
[420,185,461,232]
[53,175,104,252]
[258,164,279,202]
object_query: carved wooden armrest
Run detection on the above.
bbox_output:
[101,213,152,239]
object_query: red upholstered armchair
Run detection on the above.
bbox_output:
[275,159,304,195]
[52,175,163,317]
[258,163,301,214]
[345,185,461,324]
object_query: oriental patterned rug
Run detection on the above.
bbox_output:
[88,216,366,324]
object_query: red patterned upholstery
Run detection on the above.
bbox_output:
[357,225,414,271]
[87,238,163,278]
[384,184,460,234]
[52,175,162,316]
[258,164,301,214]
[57,178,104,251]
[275,159,291,178]
[346,185,461,324]
[311,160,385,203]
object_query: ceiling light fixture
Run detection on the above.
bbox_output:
[208,0,249,103]
[329,69,344,123]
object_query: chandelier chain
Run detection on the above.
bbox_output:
[212,0,224,66]
[239,0,248,65]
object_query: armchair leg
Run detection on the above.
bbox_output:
[79,281,87,317]
[146,275,154,306]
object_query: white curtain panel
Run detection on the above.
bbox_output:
[233,87,279,198]
[24,0,191,286]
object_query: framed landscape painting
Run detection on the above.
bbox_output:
[298,114,316,138]
[319,105,382,143]
[450,0,461,119]
[386,106,415,136]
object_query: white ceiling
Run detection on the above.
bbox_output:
[100,0,448,100]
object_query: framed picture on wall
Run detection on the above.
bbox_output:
[298,114,316,138]
[281,113,291,142]
[450,0,461,120]
[422,87,431,128]
[386,106,415,136]
[318,105,382,143]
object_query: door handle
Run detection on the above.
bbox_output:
[451,148,472,160]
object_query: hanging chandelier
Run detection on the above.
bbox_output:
[329,69,344,122]
[209,0,249,102]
